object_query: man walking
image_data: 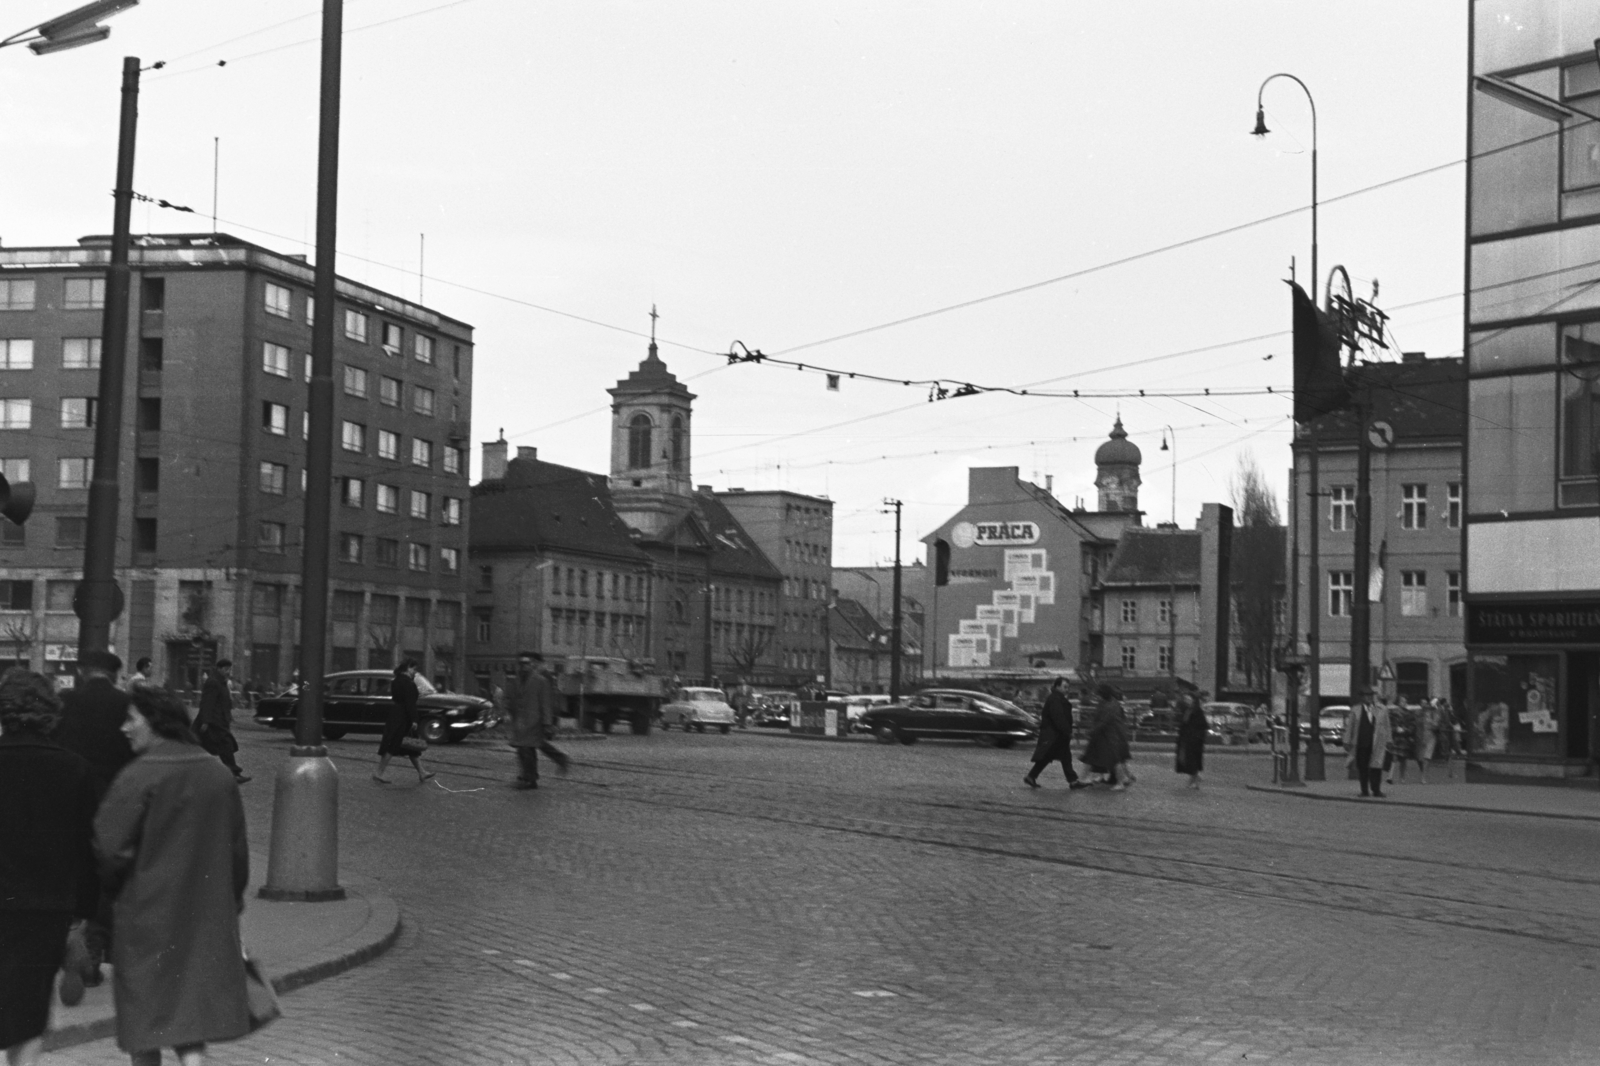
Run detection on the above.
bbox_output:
[194,659,250,784]
[501,651,569,789]
[1346,686,1392,798]
[1024,677,1087,790]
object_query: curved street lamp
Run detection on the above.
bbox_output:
[1253,73,1317,294]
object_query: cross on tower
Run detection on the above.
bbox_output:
[649,304,658,345]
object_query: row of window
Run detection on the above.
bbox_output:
[713,584,774,616]
[0,396,99,430]
[783,612,822,635]
[783,577,828,600]
[262,343,449,419]
[784,539,829,565]
[259,401,463,472]
[254,519,459,573]
[255,462,463,524]
[261,281,462,379]
[1120,599,1177,625]
[542,608,648,649]
[0,337,102,370]
[784,649,824,672]
[1118,645,1176,672]
[1326,482,1461,532]
[251,582,458,628]
[1326,569,1462,618]
[0,277,105,312]
[538,565,649,602]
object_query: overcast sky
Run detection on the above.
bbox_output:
[1,1,1468,566]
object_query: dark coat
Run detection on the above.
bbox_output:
[1030,690,1075,762]
[195,671,237,755]
[53,675,134,792]
[1082,697,1131,772]
[1174,698,1207,775]
[0,733,100,916]
[95,738,251,1054]
[379,672,420,756]
[502,669,555,747]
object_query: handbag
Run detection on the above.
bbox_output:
[398,724,428,757]
[243,953,282,1032]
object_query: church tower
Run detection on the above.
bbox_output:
[608,309,695,537]
[1094,417,1142,514]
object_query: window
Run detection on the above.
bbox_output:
[369,594,398,625]
[627,413,652,469]
[305,295,315,326]
[452,344,463,380]
[133,517,156,553]
[304,354,312,383]
[412,385,435,417]
[376,484,400,514]
[343,309,368,342]
[63,277,105,310]
[1400,570,1428,617]
[1157,644,1173,672]
[1,458,29,483]
[1329,571,1354,617]
[1330,486,1355,531]
[55,517,86,549]
[60,397,95,429]
[0,279,36,310]
[381,322,402,355]
[262,401,288,435]
[0,400,28,430]
[343,365,368,397]
[443,444,463,475]
[411,438,432,468]
[264,282,292,318]
[478,565,494,591]
[332,590,363,621]
[441,497,461,526]
[137,398,161,431]
[341,420,366,453]
[1446,482,1462,529]
[1120,599,1137,624]
[252,583,284,616]
[259,461,287,495]
[338,533,364,564]
[474,609,492,643]
[413,334,434,364]
[262,342,291,377]
[303,410,309,440]
[140,337,162,371]
[135,457,159,492]
[379,376,400,406]
[57,457,92,489]
[439,546,459,574]
[0,339,32,370]
[341,476,364,507]
[408,543,429,571]
[1401,484,1428,530]
[378,430,400,460]
[1157,599,1172,624]
[375,537,399,567]
[1447,571,1462,618]
[62,338,100,369]
[140,277,164,312]
[670,416,685,471]
[1120,645,1137,670]
[257,521,286,554]
[409,490,430,520]
[0,579,32,610]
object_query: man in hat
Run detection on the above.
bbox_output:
[1345,686,1392,798]
[195,659,249,784]
[500,651,569,789]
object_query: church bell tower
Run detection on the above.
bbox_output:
[608,308,695,537]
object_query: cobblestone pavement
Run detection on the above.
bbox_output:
[47,724,1600,1065]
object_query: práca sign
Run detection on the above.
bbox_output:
[950,520,1040,548]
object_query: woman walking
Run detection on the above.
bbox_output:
[1083,684,1134,789]
[374,660,434,785]
[95,687,253,1066]
[0,670,100,1066]
[1174,692,1208,789]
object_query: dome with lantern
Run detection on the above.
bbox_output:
[1095,417,1142,466]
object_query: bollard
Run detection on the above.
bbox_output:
[259,750,344,902]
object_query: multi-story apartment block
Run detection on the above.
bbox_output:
[0,233,472,691]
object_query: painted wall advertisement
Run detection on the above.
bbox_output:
[946,533,1056,669]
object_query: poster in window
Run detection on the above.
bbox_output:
[1470,653,1561,755]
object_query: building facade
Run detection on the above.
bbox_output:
[828,595,922,694]
[0,233,472,690]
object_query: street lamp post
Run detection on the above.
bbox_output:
[1160,428,1177,690]
[1,0,139,55]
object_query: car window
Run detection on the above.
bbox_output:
[370,677,393,697]
[936,695,967,709]
[687,689,724,702]
[911,695,935,708]
[328,677,362,695]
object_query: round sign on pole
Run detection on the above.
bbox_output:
[1367,420,1395,450]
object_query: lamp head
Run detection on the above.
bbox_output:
[1160,436,1169,452]
[1251,107,1270,137]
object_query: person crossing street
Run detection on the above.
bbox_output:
[1023,677,1087,790]
[501,652,569,789]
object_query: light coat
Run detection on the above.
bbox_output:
[1344,703,1393,771]
[502,669,556,748]
[95,739,251,1054]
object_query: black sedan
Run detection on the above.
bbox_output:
[858,689,1038,747]
[253,670,497,744]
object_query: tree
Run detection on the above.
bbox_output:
[1229,453,1284,694]
[727,625,774,682]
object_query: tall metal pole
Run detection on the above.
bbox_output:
[1304,424,1325,780]
[887,498,903,704]
[1349,388,1374,713]
[76,56,139,661]
[1164,427,1177,688]
[263,0,345,903]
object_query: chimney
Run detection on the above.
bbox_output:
[1045,474,1054,495]
[482,438,508,481]
[1402,351,1427,363]
[516,446,537,461]
[697,484,712,493]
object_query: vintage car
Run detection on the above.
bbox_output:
[857,689,1038,747]
[252,670,496,743]
[660,687,738,733]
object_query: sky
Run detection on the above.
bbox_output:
[0,1,1469,567]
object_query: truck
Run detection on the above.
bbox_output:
[552,655,665,735]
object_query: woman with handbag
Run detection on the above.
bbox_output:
[374,660,435,785]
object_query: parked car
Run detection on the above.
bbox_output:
[857,689,1038,747]
[1316,706,1350,747]
[252,670,496,743]
[660,687,738,733]
[750,691,796,728]
[1205,702,1273,745]
[843,694,892,728]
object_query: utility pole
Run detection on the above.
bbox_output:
[1303,423,1325,779]
[703,548,714,686]
[75,55,140,660]
[885,498,903,704]
[1349,386,1375,712]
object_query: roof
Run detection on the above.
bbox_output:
[1101,529,1201,586]
[471,456,651,561]
[688,493,784,582]
[1303,356,1466,444]
[1095,417,1142,466]
[829,597,920,654]
[609,342,694,399]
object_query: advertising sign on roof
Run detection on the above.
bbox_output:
[951,520,1040,548]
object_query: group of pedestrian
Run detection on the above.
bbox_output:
[1023,680,1140,791]
[0,656,265,1066]
[1346,690,1459,796]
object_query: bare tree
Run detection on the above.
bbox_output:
[1229,452,1284,693]
[727,625,774,681]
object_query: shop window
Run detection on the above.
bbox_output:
[1394,661,1430,704]
[1469,653,1561,757]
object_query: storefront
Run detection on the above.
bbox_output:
[1464,602,1600,780]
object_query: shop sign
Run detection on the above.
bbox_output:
[1467,602,1600,645]
[950,520,1040,548]
[45,644,78,662]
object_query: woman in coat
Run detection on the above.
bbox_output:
[374,660,434,785]
[1082,684,1134,789]
[1173,693,1208,789]
[0,669,100,1066]
[95,686,252,1065]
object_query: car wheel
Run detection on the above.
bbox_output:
[630,713,652,736]
[993,738,1016,749]
[719,724,731,734]
[420,718,447,744]
[695,723,706,733]
[322,727,347,740]
[873,723,899,744]
[975,735,996,747]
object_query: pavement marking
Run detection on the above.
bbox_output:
[671,1020,699,1028]
[850,989,898,998]
[587,986,612,994]
[513,959,536,967]
[629,1003,656,1012]
[481,949,502,955]
[723,1035,752,1044]
[550,972,573,980]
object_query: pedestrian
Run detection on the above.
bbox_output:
[1174,691,1208,789]
[373,660,435,785]
[1083,683,1134,789]
[1388,699,1421,784]
[1024,677,1087,790]
[0,669,101,1066]
[95,686,254,1066]
[127,657,154,689]
[1345,687,1393,798]
[1433,698,1458,779]
[500,651,569,789]
[194,659,249,784]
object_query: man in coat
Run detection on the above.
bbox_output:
[1345,686,1392,798]
[194,659,249,784]
[1024,677,1087,790]
[500,651,569,789]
